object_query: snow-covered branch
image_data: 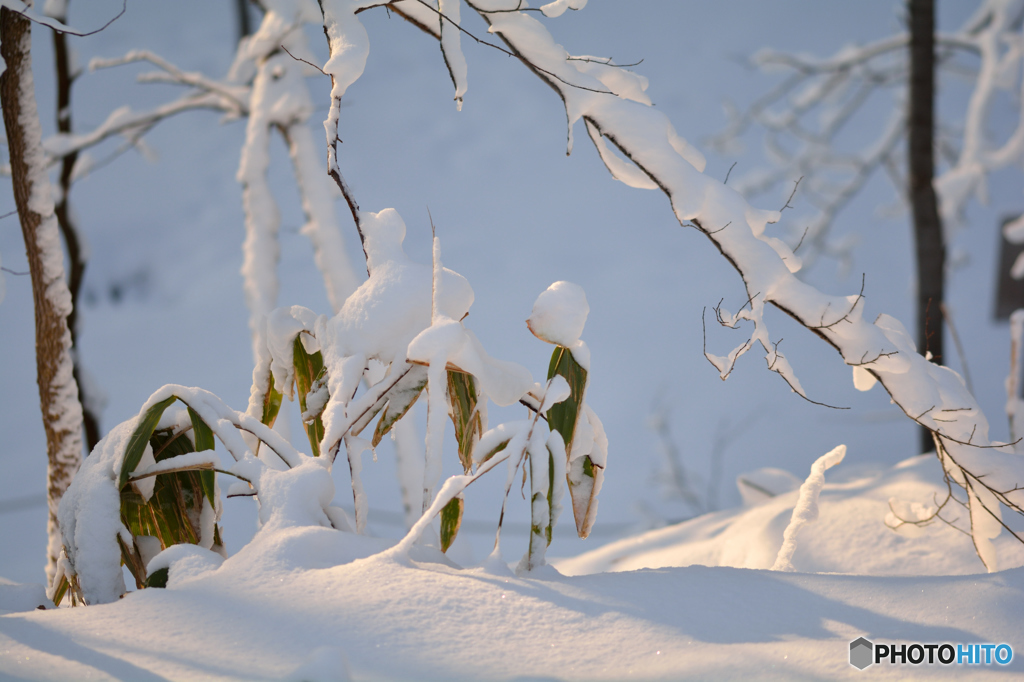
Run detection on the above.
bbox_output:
[409,0,1022,571]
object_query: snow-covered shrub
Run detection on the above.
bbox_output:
[51,218,606,604]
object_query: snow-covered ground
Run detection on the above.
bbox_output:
[3,0,1024,679]
[3,455,1024,680]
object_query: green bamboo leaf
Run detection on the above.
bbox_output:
[477,439,509,465]
[567,454,601,539]
[546,347,587,455]
[145,567,169,589]
[293,336,326,457]
[447,370,482,473]
[439,495,464,553]
[188,407,215,452]
[545,443,557,545]
[121,429,203,551]
[187,407,217,507]
[118,395,177,490]
[371,367,428,447]
[51,574,69,607]
[261,372,283,428]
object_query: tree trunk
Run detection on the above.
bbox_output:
[908,0,945,454]
[0,5,85,584]
[50,0,103,453]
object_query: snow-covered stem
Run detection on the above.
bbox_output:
[772,444,845,571]
[0,3,84,584]
[388,417,522,559]
[238,55,282,363]
[279,122,359,312]
[422,234,445,511]
[317,0,380,271]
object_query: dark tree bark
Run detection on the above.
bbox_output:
[237,0,252,42]
[50,1,102,453]
[908,0,945,454]
[1,5,84,583]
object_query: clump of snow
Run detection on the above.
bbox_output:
[527,280,589,349]
[52,419,137,605]
[145,543,224,587]
[540,0,588,19]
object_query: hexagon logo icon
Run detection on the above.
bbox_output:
[850,637,874,670]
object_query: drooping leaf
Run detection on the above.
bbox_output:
[477,439,509,465]
[567,454,602,539]
[118,395,177,490]
[261,372,283,428]
[447,370,482,473]
[188,407,215,452]
[51,574,69,607]
[120,429,216,561]
[293,336,326,457]
[187,407,218,507]
[117,535,146,590]
[439,495,464,553]
[545,347,587,455]
[371,366,428,446]
[545,443,557,545]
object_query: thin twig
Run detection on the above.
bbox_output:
[280,45,327,76]
[415,0,615,95]
[779,176,802,213]
[723,161,737,185]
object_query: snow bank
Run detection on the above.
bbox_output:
[3,522,1024,679]
[557,455,1024,577]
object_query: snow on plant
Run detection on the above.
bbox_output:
[52,205,606,601]
[38,0,1024,599]
[308,0,1024,571]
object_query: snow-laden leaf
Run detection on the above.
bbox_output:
[187,407,217,507]
[448,370,482,473]
[370,366,428,446]
[545,346,587,462]
[439,495,464,553]
[293,336,326,457]
[118,396,176,490]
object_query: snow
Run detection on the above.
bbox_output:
[5,1,1024,679]
[557,454,1024,578]
[526,280,589,349]
[5,459,1024,679]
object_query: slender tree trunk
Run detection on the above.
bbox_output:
[236,0,252,42]
[908,0,945,454]
[50,1,102,453]
[0,5,85,584]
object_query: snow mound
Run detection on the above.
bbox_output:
[556,455,1024,577]
[0,578,47,615]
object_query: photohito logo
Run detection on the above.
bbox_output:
[849,637,1013,670]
